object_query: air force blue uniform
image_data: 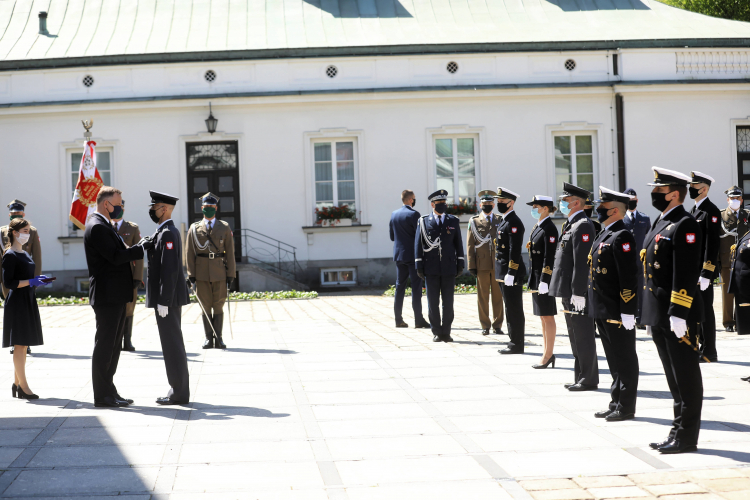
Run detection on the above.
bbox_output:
[389,204,427,326]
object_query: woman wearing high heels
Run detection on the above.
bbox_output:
[526,196,559,369]
[2,218,49,400]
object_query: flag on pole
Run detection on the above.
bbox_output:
[69,141,104,230]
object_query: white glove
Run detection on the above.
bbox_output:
[157,304,169,318]
[571,295,586,312]
[504,274,514,286]
[538,282,549,294]
[669,316,687,338]
[621,314,635,331]
[699,277,710,291]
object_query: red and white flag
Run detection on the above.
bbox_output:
[69,141,104,230]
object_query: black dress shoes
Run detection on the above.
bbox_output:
[156,397,187,405]
[649,438,673,450]
[443,336,454,343]
[564,382,576,389]
[568,383,597,392]
[605,411,634,422]
[114,394,133,405]
[498,347,523,354]
[595,409,614,418]
[396,321,409,328]
[481,329,490,336]
[658,439,697,454]
[433,335,442,342]
[494,329,504,335]
[95,396,127,408]
[415,320,431,329]
[740,375,750,381]
[726,325,736,332]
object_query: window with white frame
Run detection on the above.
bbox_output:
[313,140,357,219]
[68,148,113,233]
[434,136,477,207]
[553,133,595,198]
[321,267,357,286]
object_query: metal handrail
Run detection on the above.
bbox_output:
[234,229,302,282]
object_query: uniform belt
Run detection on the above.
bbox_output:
[197,252,226,259]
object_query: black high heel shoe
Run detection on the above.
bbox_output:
[16,387,39,400]
[11,384,17,398]
[532,354,555,369]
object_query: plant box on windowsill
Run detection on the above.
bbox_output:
[318,218,355,227]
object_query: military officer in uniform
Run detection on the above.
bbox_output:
[688,172,721,362]
[111,200,143,352]
[415,190,465,342]
[550,183,599,391]
[642,167,704,454]
[718,186,749,333]
[728,207,750,335]
[588,187,640,422]
[622,188,651,329]
[494,187,526,352]
[186,193,236,349]
[2,200,42,355]
[584,197,602,235]
[145,191,191,405]
[467,190,504,336]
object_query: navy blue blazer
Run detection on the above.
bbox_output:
[622,210,651,253]
[389,205,421,262]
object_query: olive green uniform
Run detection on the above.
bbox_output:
[466,213,504,331]
[719,207,750,328]
[1,225,42,299]
[186,218,236,346]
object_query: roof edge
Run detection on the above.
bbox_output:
[2,38,750,72]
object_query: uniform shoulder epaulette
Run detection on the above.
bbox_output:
[446,213,458,219]
[571,218,589,231]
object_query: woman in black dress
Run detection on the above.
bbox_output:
[2,218,49,399]
[526,196,559,369]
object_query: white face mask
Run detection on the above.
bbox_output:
[15,233,30,245]
[729,199,742,211]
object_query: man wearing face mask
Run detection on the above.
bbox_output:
[642,167,704,454]
[718,186,749,333]
[622,188,651,329]
[186,193,236,349]
[83,187,149,407]
[584,197,602,235]
[467,190,504,336]
[111,200,143,352]
[1,200,42,355]
[550,183,599,391]
[415,189,465,342]
[494,187,525,351]
[145,191,191,405]
[688,172,721,362]
[588,187,640,422]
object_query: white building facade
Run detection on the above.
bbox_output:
[1,0,750,290]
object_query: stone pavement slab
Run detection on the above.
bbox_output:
[0,291,748,499]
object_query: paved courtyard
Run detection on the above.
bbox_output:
[1,290,749,499]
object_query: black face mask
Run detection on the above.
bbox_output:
[496,202,510,214]
[434,203,447,215]
[628,200,637,211]
[651,191,672,212]
[688,186,701,200]
[107,202,123,220]
[149,208,161,223]
[595,206,611,223]
[584,208,593,217]
[481,205,493,214]
[411,200,416,207]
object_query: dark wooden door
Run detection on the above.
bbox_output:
[186,141,242,262]
[738,127,750,200]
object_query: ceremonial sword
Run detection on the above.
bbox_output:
[189,280,218,337]
[226,282,234,340]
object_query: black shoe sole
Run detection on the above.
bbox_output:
[606,414,635,422]
[94,402,126,408]
[659,445,697,454]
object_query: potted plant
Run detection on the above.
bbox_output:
[445,199,477,222]
[315,205,357,226]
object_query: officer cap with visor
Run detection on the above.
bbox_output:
[526,195,554,207]
[558,182,592,200]
[149,191,179,206]
[7,199,26,212]
[494,187,519,201]
[647,167,691,187]
[428,189,449,202]
[477,190,497,202]
[594,186,634,205]
[689,171,715,186]
[725,185,743,198]
[201,192,220,205]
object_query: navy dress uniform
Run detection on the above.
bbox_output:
[494,188,526,350]
[588,187,640,421]
[622,188,651,327]
[145,191,191,404]
[526,196,558,318]
[688,172,721,362]
[550,183,599,390]
[642,167,704,454]
[728,213,750,335]
[415,190,465,342]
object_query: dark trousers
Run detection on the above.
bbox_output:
[596,319,639,414]
[155,306,190,402]
[425,275,455,338]
[92,303,127,400]
[394,261,424,324]
[651,326,703,445]
[635,271,644,324]
[735,294,750,335]
[562,298,599,386]
[501,282,525,347]
[698,285,717,360]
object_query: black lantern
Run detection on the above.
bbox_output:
[205,103,218,134]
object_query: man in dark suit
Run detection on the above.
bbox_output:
[622,188,651,328]
[389,190,429,329]
[83,187,148,408]
[146,191,191,405]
